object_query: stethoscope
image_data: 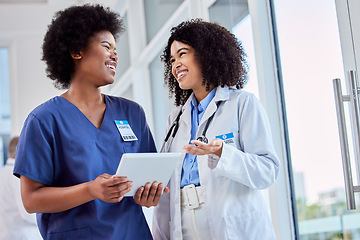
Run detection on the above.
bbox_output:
[160,109,183,152]
[160,102,220,152]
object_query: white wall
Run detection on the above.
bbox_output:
[1,4,59,135]
[0,1,118,135]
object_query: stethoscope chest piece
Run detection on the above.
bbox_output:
[196,135,208,144]
[195,101,221,145]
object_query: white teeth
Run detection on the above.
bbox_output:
[177,71,186,78]
[106,65,115,70]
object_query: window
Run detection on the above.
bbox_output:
[143,0,184,44]
[272,0,360,238]
[0,47,11,166]
[209,0,259,95]
[115,13,130,82]
[149,51,175,149]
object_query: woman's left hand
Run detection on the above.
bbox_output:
[133,182,170,208]
[184,138,223,157]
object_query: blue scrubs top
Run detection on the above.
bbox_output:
[14,95,156,240]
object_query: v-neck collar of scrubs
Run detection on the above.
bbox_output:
[58,95,108,130]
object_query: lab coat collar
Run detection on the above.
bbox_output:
[180,94,193,128]
[185,85,232,127]
[214,85,231,102]
[180,85,232,127]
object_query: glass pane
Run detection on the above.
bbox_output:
[114,13,130,85]
[143,0,184,44]
[0,47,11,165]
[233,15,259,97]
[0,48,10,120]
[273,0,360,239]
[209,0,259,97]
[209,0,249,31]
[121,84,133,101]
[149,51,174,149]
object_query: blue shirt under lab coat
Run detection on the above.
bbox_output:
[14,95,156,240]
[180,88,216,188]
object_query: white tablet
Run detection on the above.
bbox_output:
[115,152,182,196]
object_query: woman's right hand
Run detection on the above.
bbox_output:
[88,173,133,203]
[20,174,132,214]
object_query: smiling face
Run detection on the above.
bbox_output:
[73,30,118,87]
[170,41,204,92]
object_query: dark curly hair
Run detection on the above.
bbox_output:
[42,4,124,89]
[161,19,248,106]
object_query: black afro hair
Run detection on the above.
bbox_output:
[162,19,248,106]
[42,4,124,89]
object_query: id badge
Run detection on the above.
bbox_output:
[114,120,138,141]
[215,132,235,145]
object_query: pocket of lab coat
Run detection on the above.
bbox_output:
[224,211,274,240]
[169,220,181,239]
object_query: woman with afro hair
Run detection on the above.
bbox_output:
[14,4,164,240]
[152,19,280,240]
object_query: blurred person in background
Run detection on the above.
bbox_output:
[0,136,42,240]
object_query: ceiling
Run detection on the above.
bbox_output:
[0,0,121,6]
[0,0,47,3]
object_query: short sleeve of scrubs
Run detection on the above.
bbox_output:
[14,113,54,185]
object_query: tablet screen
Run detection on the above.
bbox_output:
[115,152,182,196]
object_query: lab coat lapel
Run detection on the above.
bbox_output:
[180,94,192,128]
[198,86,230,127]
[199,100,217,127]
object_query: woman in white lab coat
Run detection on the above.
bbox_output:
[152,19,280,240]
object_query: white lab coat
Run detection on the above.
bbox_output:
[152,86,280,240]
[0,158,42,240]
